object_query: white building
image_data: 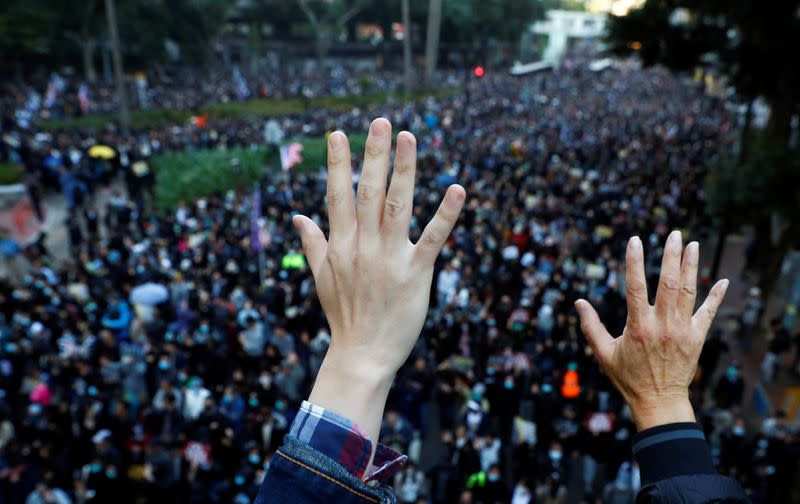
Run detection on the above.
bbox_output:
[530,10,608,63]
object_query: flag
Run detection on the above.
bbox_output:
[78,83,90,115]
[250,188,262,252]
[45,73,64,108]
[233,66,250,100]
[280,143,304,171]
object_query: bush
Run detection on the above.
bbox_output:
[153,147,267,210]
[152,133,370,210]
[38,88,461,131]
[0,163,23,185]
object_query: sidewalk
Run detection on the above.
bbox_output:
[704,228,800,423]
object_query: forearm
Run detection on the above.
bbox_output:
[307,348,394,465]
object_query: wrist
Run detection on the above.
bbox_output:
[629,395,695,431]
[307,349,395,447]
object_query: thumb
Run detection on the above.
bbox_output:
[575,299,614,367]
[292,215,327,276]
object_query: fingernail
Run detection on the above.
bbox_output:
[329,131,344,150]
[446,187,465,205]
[688,241,699,261]
[370,118,390,137]
[398,131,416,146]
[629,236,641,249]
[721,278,730,290]
[292,216,303,231]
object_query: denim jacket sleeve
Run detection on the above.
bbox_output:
[256,401,407,504]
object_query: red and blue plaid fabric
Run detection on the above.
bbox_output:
[289,401,407,484]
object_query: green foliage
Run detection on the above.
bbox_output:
[706,138,800,228]
[0,0,55,65]
[0,164,24,185]
[294,133,367,174]
[607,1,800,105]
[40,88,461,131]
[152,133,368,210]
[0,0,228,73]
[441,0,543,45]
[153,147,267,210]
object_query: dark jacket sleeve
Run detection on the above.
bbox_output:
[633,422,750,503]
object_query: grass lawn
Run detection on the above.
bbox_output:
[152,133,369,210]
[40,88,460,131]
[0,163,23,185]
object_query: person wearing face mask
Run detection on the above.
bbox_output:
[719,419,749,477]
[713,363,745,410]
[537,441,567,485]
[183,377,210,420]
[393,462,425,504]
[483,465,509,503]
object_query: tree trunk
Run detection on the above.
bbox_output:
[315,32,331,65]
[767,97,794,147]
[104,0,130,131]
[81,0,98,83]
[424,0,442,87]
[737,100,753,165]
[82,40,98,83]
[402,0,413,99]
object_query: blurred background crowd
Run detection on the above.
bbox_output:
[1,1,799,503]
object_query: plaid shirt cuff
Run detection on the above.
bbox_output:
[289,400,407,484]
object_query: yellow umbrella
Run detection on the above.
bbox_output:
[88,145,116,160]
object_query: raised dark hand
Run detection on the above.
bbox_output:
[575,231,729,430]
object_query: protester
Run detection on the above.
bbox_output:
[0,59,793,504]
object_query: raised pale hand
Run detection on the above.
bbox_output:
[575,231,729,430]
[292,118,465,459]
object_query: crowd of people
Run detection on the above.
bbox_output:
[1,59,799,504]
[1,62,413,126]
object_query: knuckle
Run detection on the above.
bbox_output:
[394,160,412,175]
[357,183,378,204]
[365,141,385,159]
[681,284,697,297]
[421,228,445,248]
[661,277,680,292]
[626,279,646,295]
[384,198,405,218]
[326,188,346,207]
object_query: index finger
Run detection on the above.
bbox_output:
[625,236,649,324]
[326,131,355,237]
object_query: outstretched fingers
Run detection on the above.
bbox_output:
[383,131,417,245]
[693,279,730,335]
[655,230,682,316]
[575,299,614,367]
[625,236,649,324]
[356,118,392,242]
[414,185,465,266]
[326,131,355,237]
[292,214,327,276]
[677,241,699,317]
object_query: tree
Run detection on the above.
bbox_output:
[439,0,544,65]
[706,138,800,296]
[0,0,55,79]
[608,0,800,296]
[297,0,365,62]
